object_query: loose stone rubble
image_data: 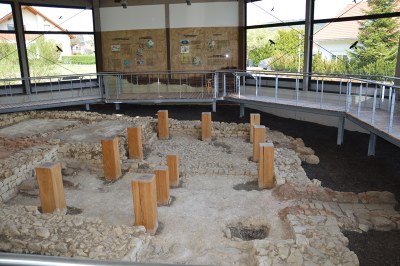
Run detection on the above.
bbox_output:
[0,110,398,265]
[0,204,148,260]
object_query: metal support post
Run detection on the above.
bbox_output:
[239,103,245,118]
[115,103,120,111]
[85,103,90,111]
[223,73,227,97]
[212,99,217,113]
[368,133,377,157]
[337,116,345,145]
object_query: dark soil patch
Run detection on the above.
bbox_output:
[233,180,262,191]
[343,230,400,266]
[53,103,400,264]
[66,206,83,215]
[211,141,232,154]
[155,221,164,236]
[228,224,269,241]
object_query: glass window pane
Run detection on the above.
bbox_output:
[22,5,93,32]
[26,34,96,78]
[0,3,15,31]
[313,17,399,76]
[247,0,306,26]
[247,26,305,72]
[315,0,400,20]
[0,33,21,79]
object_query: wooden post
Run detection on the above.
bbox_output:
[155,166,170,205]
[101,137,121,180]
[250,113,260,143]
[258,143,275,189]
[158,110,169,140]
[127,127,143,160]
[202,112,212,141]
[167,154,179,187]
[36,162,66,213]
[131,174,158,235]
[253,125,266,162]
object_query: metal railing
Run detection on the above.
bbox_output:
[0,252,187,266]
[229,70,399,134]
[101,71,219,101]
[0,70,398,135]
[0,73,102,109]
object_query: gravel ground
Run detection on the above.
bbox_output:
[54,103,400,266]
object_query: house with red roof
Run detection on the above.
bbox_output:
[314,1,399,61]
[0,6,74,56]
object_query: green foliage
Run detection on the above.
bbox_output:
[248,28,304,69]
[26,36,61,77]
[61,55,96,65]
[247,1,399,77]
[0,43,21,79]
[349,0,399,76]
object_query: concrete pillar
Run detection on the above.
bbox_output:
[128,127,143,160]
[167,154,179,187]
[36,162,66,213]
[202,112,212,141]
[250,113,260,143]
[158,110,169,140]
[131,174,158,235]
[155,166,170,205]
[258,143,275,189]
[101,137,121,180]
[253,125,266,162]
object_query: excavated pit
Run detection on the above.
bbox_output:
[0,106,399,266]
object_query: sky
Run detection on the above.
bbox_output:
[247,0,365,25]
[1,0,366,30]
[0,4,93,32]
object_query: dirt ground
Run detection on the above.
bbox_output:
[53,103,400,265]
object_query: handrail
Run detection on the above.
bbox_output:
[0,252,190,266]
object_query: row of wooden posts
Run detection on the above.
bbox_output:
[34,111,274,235]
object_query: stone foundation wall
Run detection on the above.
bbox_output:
[169,119,250,139]
[0,144,58,202]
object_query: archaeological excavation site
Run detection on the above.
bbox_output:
[0,104,399,266]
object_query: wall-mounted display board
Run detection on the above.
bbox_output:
[170,27,238,71]
[101,29,167,72]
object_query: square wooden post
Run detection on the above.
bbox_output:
[258,143,275,189]
[167,154,179,187]
[253,125,266,162]
[132,174,158,235]
[158,110,169,140]
[202,112,212,141]
[250,113,260,143]
[101,137,121,181]
[127,127,143,160]
[36,162,66,213]
[155,166,170,205]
